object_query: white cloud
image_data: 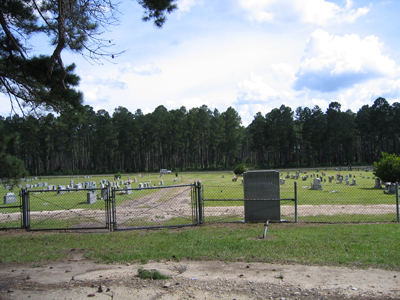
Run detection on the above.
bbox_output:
[166,97,211,110]
[120,63,162,76]
[239,0,369,25]
[294,30,398,92]
[177,0,198,12]
[237,72,278,102]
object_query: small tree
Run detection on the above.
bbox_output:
[373,152,400,183]
[234,164,246,176]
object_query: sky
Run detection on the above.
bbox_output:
[2,0,400,126]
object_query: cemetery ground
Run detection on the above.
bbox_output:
[0,222,399,299]
[0,169,399,299]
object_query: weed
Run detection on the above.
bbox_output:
[137,268,171,280]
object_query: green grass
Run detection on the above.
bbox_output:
[137,268,171,280]
[0,223,399,270]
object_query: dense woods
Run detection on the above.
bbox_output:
[1,97,399,176]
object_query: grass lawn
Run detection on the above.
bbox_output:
[0,222,399,270]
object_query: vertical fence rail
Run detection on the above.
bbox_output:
[396,182,399,223]
[197,181,203,224]
[21,188,30,230]
[294,181,298,223]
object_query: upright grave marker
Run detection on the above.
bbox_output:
[243,170,280,221]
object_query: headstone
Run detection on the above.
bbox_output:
[57,185,66,195]
[87,191,97,204]
[351,179,357,185]
[4,193,17,204]
[311,178,322,190]
[126,184,132,195]
[25,184,30,188]
[385,183,398,194]
[374,178,382,189]
[101,188,108,200]
[139,183,143,189]
[160,180,164,186]
[38,182,42,187]
[243,170,280,221]
[44,182,48,187]
[134,177,137,183]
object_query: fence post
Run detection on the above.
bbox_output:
[197,181,203,224]
[110,186,117,231]
[294,181,298,223]
[396,182,399,223]
[21,188,30,230]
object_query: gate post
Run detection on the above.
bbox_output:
[21,188,30,230]
[197,181,203,224]
[396,182,399,223]
[294,181,298,223]
[110,186,117,231]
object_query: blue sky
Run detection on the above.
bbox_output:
[2,0,400,125]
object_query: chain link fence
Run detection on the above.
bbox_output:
[0,190,23,229]
[111,183,198,230]
[201,182,297,223]
[1,175,399,231]
[201,176,399,223]
[21,188,111,231]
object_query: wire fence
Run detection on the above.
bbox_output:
[201,176,399,223]
[0,191,23,230]
[111,184,197,230]
[0,175,398,231]
[23,188,111,231]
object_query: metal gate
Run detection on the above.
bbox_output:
[111,183,199,231]
[21,188,111,231]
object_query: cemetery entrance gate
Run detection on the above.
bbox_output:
[110,183,200,231]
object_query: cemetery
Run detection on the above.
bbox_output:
[0,167,398,230]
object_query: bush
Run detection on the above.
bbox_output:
[373,152,400,183]
[234,164,246,175]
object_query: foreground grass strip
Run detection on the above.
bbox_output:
[0,223,399,270]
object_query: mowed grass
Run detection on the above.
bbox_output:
[0,222,399,270]
[1,168,395,213]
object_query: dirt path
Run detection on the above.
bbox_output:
[0,258,399,300]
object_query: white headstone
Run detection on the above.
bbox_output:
[4,193,17,204]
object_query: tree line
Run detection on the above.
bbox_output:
[1,97,399,176]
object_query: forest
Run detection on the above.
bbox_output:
[1,97,399,176]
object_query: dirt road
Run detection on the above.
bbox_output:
[1,257,399,300]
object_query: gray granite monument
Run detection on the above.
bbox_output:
[243,170,280,221]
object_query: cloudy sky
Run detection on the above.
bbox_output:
[2,0,400,126]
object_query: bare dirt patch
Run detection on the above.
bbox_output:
[0,258,399,300]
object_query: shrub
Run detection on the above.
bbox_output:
[234,163,246,175]
[373,152,400,183]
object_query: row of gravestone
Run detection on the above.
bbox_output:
[3,179,169,205]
